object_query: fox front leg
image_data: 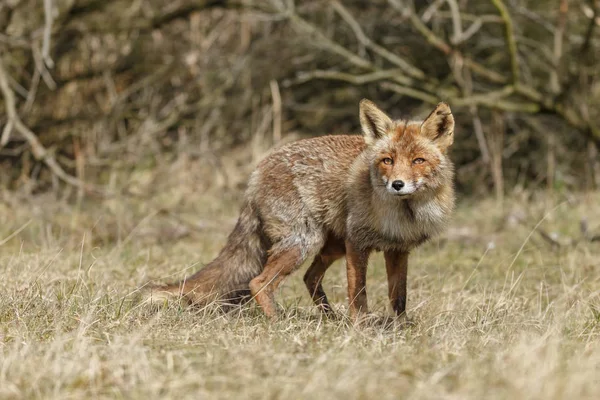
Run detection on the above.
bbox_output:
[383,250,409,315]
[345,241,371,320]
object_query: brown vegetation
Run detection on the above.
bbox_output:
[1,0,599,198]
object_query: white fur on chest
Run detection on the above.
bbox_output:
[375,198,447,243]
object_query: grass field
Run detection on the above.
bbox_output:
[1,186,600,399]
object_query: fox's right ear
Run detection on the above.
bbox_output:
[359,99,393,145]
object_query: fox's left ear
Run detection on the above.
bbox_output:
[420,102,454,151]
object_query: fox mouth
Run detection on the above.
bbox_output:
[385,184,417,197]
[390,192,414,198]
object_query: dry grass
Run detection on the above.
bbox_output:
[1,183,600,399]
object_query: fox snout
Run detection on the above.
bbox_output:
[386,178,417,196]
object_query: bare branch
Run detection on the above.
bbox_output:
[32,44,57,90]
[0,119,13,148]
[283,7,421,90]
[388,0,508,84]
[0,57,105,194]
[457,59,490,165]
[434,12,503,24]
[444,0,483,45]
[24,45,57,113]
[331,1,426,80]
[422,0,445,23]
[287,12,372,70]
[22,65,41,113]
[491,0,520,85]
[270,79,282,143]
[285,69,413,87]
[379,82,439,104]
[454,18,483,45]
[445,0,463,44]
[42,0,55,68]
[471,107,490,164]
[452,86,527,110]
[393,0,452,54]
[550,0,568,93]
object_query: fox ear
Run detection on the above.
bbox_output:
[420,102,454,150]
[359,99,393,145]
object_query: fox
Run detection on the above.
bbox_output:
[150,99,455,320]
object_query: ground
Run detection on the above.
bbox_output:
[1,185,599,399]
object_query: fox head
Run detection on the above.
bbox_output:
[359,99,455,199]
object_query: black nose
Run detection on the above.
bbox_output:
[391,180,405,191]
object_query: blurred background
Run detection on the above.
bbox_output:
[0,0,598,201]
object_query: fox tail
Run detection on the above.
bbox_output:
[146,201,268,308]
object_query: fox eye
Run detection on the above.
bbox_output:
[382,157,393,165]
[413,158,426,164]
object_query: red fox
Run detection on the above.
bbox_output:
[151,100,455,319]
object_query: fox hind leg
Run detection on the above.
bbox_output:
[249,236,324,318]
[303,237,345,313]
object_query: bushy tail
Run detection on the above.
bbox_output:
[147,201,269,307]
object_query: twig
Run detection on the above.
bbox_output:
[514,4,556,34]
[550,0,568,93]
[547,132,556,193]
[491,0,520,85]
[270,80,282,143]
[444,0,483,45]
[580,1,599,54]
[471,107,490,164]
[0,220,33,247]
[23,45,58,113]
[42,0,55,68]
[7,73,29,99]
[32,45,56,90]
[379,82,438,104]
[432,12,503,24]
[454,18,483,45]
[452,86,516,108]
[422,0,445,22]
[445,0,463,44]
[454,52,491,164]
[23,61,41,112]
[0,119,13,148]
[285,69,413,87]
